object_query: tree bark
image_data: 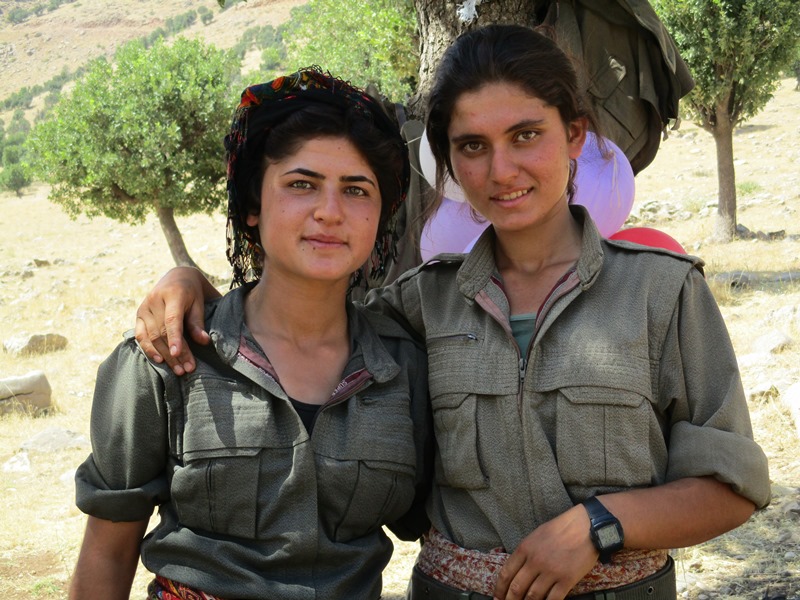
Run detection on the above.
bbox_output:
[155,205,202,270]
[410,0,539,115]
[711,101,737,242]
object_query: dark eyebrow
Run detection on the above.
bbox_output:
[283,168,376,188]
[284,167,323,178]
[340,174,377,188]
[450,118,546,145]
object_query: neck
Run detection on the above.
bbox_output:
[244,273,350,347]
[494,205,582,275]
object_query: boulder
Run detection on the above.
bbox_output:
[3,333,68,356]
[20,426,89,453]
[0,370,53,415]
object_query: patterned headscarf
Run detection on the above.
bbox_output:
[225,66,410,288]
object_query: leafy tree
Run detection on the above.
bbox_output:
[0,163,32,196]
[282,0,418,102]
[28,37,238,270]
[0,122,32,196]
[6,7,30,24]
[2,144,24,166]
[653,0,800,241]
[7,110,31,136]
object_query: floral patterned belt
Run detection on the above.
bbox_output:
[147,575,227,600]
[415,527,669,597]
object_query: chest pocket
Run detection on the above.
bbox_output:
[427,332,517,490]
[530,353,661,489]
[314,391,417,542]
[171,375,299,541]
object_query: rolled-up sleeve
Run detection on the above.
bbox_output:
[661,269,770,508]
[75,334,171,520]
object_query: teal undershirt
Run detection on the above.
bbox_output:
[510,313,537,354]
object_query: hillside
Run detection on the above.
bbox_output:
[0,0,305,124]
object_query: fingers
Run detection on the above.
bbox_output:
[135,306,169,365]
[494,567,567,600]
[163,303,202,376]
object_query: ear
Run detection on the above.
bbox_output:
[246,212,259,227]
[567,118,588,160]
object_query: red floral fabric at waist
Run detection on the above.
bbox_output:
[147,575,227,600]
[415,527,668,597]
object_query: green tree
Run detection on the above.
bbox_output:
[283,0,418,102]
[653,0,800,241]
[28,37,237,269]
[1,125,31,197]
[0,163,32,196]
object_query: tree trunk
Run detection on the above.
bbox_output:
[711,102,737,242]
[410,0,539,115]
[155,205,202,269]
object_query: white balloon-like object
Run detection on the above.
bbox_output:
[572,132,635,238]
[418,132,466,202]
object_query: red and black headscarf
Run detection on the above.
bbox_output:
[225,67,410,288]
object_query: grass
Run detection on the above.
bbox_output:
[737,180,763,196]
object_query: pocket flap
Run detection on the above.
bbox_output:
[560,386,645,408]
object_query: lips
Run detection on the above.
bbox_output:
[304,234,346,247]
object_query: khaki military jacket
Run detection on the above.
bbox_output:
[76,285,432,599]
[365,206,769,554]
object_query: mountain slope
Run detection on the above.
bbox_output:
[0,0,304,122]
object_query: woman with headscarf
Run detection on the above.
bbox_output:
[69,67,431,600]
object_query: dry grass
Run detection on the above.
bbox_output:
[1,8,799,593]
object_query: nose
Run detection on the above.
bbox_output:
[313,189,345,223]
[489,146,519,184]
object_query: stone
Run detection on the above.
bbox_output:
[2,452,31,473]
[20,426,89,453]
[782,382,800,440]
[751,329,793,354]
[782,501,800,517]
[2,333,68,356]
[0,370,53,415]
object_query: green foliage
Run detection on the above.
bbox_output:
[736,180,761,196]
[3,144,24,166]
[28,37,237,224]
[654,0,800,129]
[7,110,31,136]
[282,0,417,102]
[0,164,32,196]
[165,10,197,33]
[6,7,30,24]
[1,66,80,111]
[2,88,34,111]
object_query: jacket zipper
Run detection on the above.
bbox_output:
[309,368,373,431]
[517,268,580,406]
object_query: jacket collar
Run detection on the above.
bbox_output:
[456,204,605,300]
[205,284,400,384]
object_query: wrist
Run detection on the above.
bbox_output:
[582,496,624,563]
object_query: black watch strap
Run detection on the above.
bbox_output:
[582,496,624,564]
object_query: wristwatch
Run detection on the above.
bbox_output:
[582,496,624,564]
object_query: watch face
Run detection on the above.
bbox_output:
[597,524,622,547]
